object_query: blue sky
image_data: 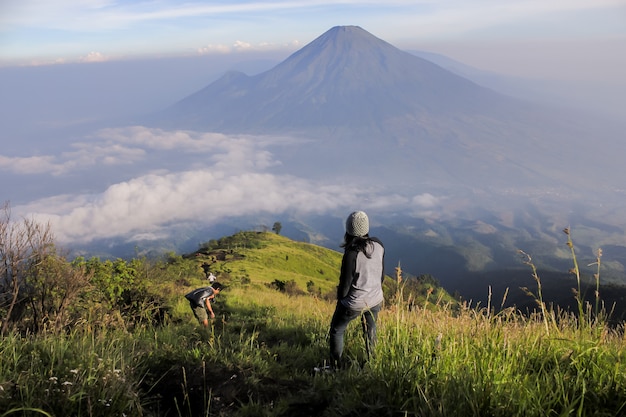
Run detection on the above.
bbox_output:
[1,0,625,78]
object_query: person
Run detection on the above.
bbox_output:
[328,211,385,368]
[185,282,223,327]
[201,262,211,279]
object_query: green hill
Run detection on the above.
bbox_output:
[187,231,343,295]
[183,230,456,307]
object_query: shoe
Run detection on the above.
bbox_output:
[313,365,333,373]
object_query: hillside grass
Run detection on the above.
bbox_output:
[2,231,626,416]
[194,232,342,295]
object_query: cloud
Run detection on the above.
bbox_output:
[233,41,252,50]
[412,193,439,208]
[0,154,58,174]
[80,51,107,62]
[11,125,437,244]
[21,169,348,243]
[197,44,232,55]
[0,139,146,175]
[0,126,289,176]
[196,39,298,55]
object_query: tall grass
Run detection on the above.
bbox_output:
[364,300,626,416]
[2,231,626,416]
[0,327,146,416]
[3,282,626,416]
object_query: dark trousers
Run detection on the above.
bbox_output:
[329,301,381,366]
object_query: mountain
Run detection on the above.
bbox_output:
[150,25,623,195]
[159,26,525,134]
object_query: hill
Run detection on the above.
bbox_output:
[181,230,456,307]
[186,230,343,295]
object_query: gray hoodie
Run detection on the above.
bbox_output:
[337,237,385,311]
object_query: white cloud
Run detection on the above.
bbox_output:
[0,140,145,176]
[197,44,232,55]
[0,127,290,176]
[80,51,107,62]
[10,126,442,244]
[233,40,252,50]
[22,169,350,243]
[412,193,439,208]
[196,39,297,55]
[0,154,58,174]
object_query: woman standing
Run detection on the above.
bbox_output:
[329,211,385,368]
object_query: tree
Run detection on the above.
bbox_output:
[272,222,282,235]
[26,251,91,332]
[0,202,55,334]
[0,202,93,334]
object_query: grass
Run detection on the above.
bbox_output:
[200,232,342,294]
[2,231,626,416]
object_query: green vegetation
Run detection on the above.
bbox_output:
[1,222,626,416]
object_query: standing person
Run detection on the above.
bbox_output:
[185,282,223,327]
[329,211,385,368]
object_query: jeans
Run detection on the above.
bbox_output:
[329,302,381,366]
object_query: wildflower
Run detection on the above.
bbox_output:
[49,377,58,383]
[70,369,79,375]
[62,381,73,386]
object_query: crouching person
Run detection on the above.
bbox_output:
[185,282,223,327]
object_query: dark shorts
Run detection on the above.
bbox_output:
[190,302,208,323]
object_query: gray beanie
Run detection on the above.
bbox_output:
[346,211,369,237]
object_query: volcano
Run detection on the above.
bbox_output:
[150,25,622,194]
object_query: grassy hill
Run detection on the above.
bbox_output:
[183,231,455,307]
[187,231,344,296]
[1,231,625,416]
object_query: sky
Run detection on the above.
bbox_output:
[1,0,626,250]
[1,0,625,78]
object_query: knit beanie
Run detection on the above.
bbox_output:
[346,211,369,237]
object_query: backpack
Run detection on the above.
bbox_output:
[185,287,213,306]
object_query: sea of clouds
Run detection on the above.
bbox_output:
[5,126,442,244]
